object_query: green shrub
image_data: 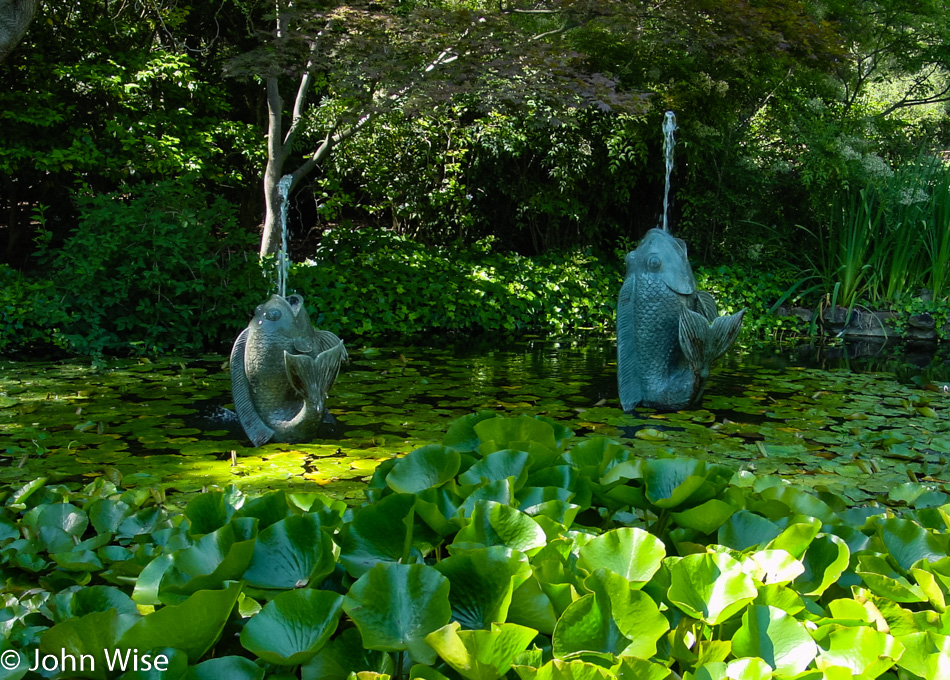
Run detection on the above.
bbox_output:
[290,229,803,344]
[38,179,267,355]
[0,265,70,355]
[289,229,623,340]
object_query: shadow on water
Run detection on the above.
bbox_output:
[1,337,949,503]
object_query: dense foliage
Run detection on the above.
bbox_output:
[1,413,949,679]
[1,0,949,351]
[0,223,811,356]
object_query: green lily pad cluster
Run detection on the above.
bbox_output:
[2,343,949,505]
[2,413,950,680]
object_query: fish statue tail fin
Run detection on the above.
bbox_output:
[230,328,276,447]
[284,336,348,411]
[679,308,746,375]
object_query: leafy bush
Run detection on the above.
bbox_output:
[289,229,623,340]
[694,263,810,340]
[36,179,268,355]
[0,265,70,355]
[291,228,806,344]
[1,413,949,679]
[6,218,806,356]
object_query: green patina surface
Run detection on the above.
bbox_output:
[1,340,949,504]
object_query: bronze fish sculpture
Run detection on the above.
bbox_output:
[617,228,744,411]
[230,294,347,446]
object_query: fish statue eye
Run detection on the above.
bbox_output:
[647,255,662,271]
[264,309,282,321]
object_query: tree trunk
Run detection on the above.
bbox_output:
[260,75,289,257]
[0,0,39,62]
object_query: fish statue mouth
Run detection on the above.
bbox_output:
[231,294,347,446]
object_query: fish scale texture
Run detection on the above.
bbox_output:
[634,273,688,397]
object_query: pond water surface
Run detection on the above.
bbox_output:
[2,339,949,504]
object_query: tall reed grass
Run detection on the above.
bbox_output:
[799,154,950,310]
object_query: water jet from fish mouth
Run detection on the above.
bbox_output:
[276,174,294,298]
[661,111,677,233]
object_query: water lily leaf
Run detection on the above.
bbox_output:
[415,487,464,537]
[717,510,783,552]
[386,444,460,494]
[453,501,546,556]
[408,666,452,680]
[731,604,817,677]
[508,576,558,635]
[119,582,242,663]
[475,416,557,455]
[425,621,538,680]
[184,490,239,536]
[301,627,395,680]
[51,548,104,572]
[243,514,335,590]
[339,493,421,578]
[895,631,950,679]
[668,552,758,625]
[671,499,736,535]
[815,625,903,677]
[115,647,188,680]
[240,589,344,666]
[434,546,531,629]
[512,659,616,680]
[562,438,628,476]
[749,549,804,586]
[459,449,530,490]
[186,656,264,680]
[160,519,258,598]
[610,657,671,680]
[40,609,140,680]
[793,534,849,596]
[856,554,927,602]
[234,491,294,530]
[576,528,665,586]
[52,585,138,621]
[458,479,515,520]
[37,502,89,552]
[87,498,135,534]
[117,507,167,538]
[552,569,668,659]
[723,657,772,680]
[760,486,836,524]
[877,518,948,571]
[642,458,725,510]
[342,561,451,665]
[443,412,501,452]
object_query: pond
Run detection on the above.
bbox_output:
[2,339,949,505]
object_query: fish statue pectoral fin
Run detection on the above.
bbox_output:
[696,290,719,322]
[616,277,642,412]
[230,328,276,447]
